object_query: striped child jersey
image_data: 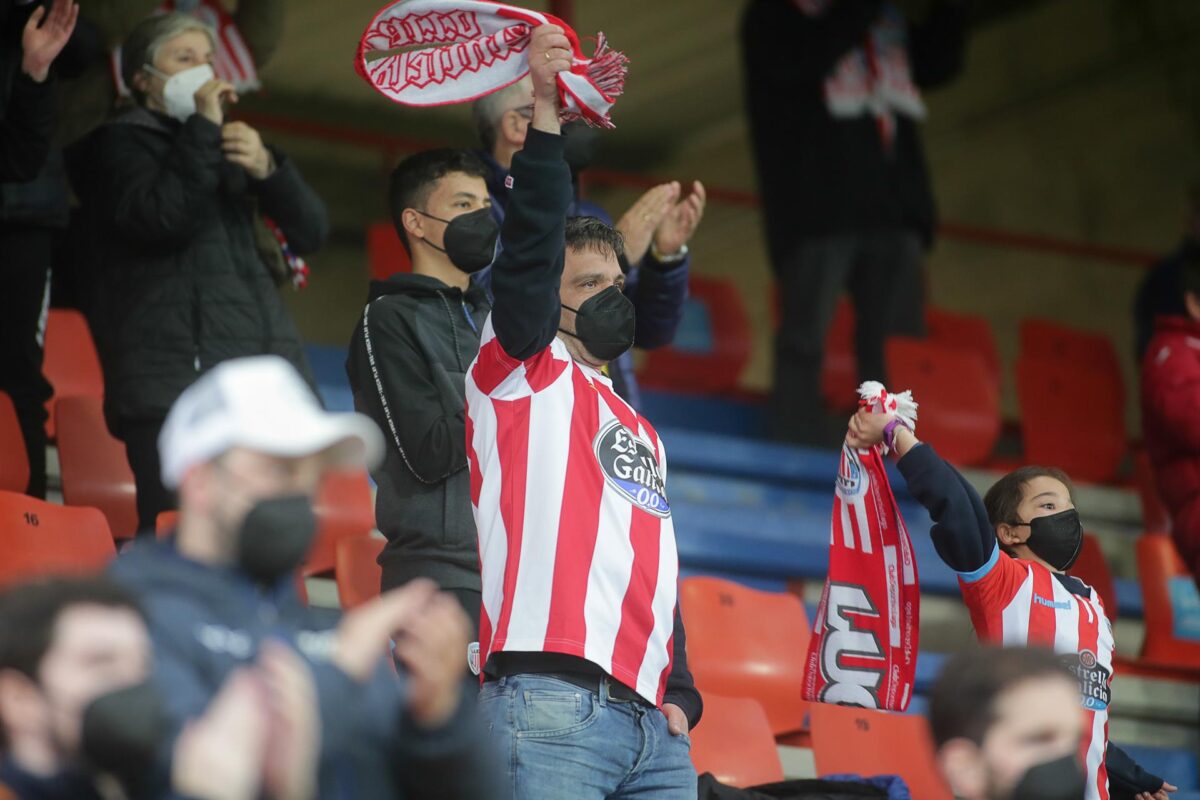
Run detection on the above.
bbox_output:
[465,315,679,706]
[958,546,1117,800]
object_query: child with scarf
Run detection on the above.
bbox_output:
[846,407,1175,800]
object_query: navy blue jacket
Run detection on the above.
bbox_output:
[110,538,500,800]
[896,444,1163,798]
[475,148,689,410]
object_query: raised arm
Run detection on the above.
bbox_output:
[488,24,574,360]
[848,409,995,572]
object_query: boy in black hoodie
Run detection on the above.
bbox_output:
[346,149,498,631]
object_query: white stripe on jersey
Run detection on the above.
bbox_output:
[1000,568,1034,644]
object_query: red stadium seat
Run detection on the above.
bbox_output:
[1015,357,1126,484]
[307,470,376,577]
[1019,318,1122,387]
[1132,448,1171,533]
[639,276,752,395]
[155,510,179,537]
[367,221,412,282]
[0,491,115,585]
[0,392,29,494]
[1135,533,1200,670]
[810,703,952,800]
[678,577,810,740]
[55,396,138,540]
[689,694,784,788]
[820,298,858,412]
[1072,533,1118,619]
[926,307,1002,391]
[885,337,1001,466]
[335,535,384,610]
[43,309,105,439]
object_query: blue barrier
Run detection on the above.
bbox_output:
[1113,745,1199,792]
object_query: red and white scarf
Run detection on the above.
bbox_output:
[356,0,628,128]
[803,382,920,711]
[111,0,260,96]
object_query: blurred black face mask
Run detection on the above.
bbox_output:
[1003,752,1087,800]
[562,121,601,177]
[416,207,499,273]
[80,681,168,788]
[237,494,318,585]
[1014,509,1083,572]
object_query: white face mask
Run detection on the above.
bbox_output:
[145,63,215,121]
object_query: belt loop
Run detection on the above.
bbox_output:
[597,676,609,708]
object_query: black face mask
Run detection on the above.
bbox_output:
[416,207,499,273]
[1003,752,1087,800]
[80,681,168,788]
[237,494,318,585]
[559,285,636,362]
[562,121,601,178]
[1014,509,1083,572]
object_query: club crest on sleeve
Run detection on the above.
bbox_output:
[593,420,670,518]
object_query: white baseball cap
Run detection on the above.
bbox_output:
[158,355,384,488]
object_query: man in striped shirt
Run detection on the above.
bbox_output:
[466,22,701,800]
[848,408,1175,800]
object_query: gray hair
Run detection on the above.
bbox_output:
[121,12,216,103]
[472,76,533,155]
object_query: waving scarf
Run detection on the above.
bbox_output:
[356,0,628,128]
[803,382,920,711]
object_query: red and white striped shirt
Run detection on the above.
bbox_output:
[959,548,1116,800]
[465,316,678,706]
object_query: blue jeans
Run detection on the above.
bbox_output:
[478,674,697,800]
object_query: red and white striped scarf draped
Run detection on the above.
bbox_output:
[110,0,260,96]
[803,382,920,711]
[356,0,628,128]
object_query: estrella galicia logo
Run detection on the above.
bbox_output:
[593,420,670,518]
[836,444,868,500]
[1061,649,1111,711]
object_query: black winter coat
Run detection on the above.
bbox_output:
[346,273,491,593]
[67,108,327,433]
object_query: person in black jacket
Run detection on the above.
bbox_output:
[742,0,967,445]
[0,0,77,499]
[67,12,328,533]
[346,148,497,632]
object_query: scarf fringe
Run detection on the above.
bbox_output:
[586,32,628,99]
[858,380,918,431]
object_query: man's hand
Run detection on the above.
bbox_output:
[1135,783,1178,800]
[21,0,78,83]
[653,181,707,258]
[527,23,572,134]
[333,580,437,683]
[663,702,689,737]
[223,121,274,179]
[393,591,472,728]
[258,641,320,800]
[171,670,268,800]
[615,183,679,265]
[195,78,238,125]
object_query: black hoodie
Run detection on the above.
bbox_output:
[346,272,491,594]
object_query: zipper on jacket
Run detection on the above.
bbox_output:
[192,285,203,372]
[460,298,479,335]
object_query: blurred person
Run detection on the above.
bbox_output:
[472,75,705,410]
[110,355,499,799]
[742,0,967,445]
[930,645,1086,800]
[346,148,496,633]
[1134,182,1200,360]
[66,12,329,534]
[0,576,320,800]
[0,0,77,499]
[467,26,701,799]
[847,406,1176,800]
[1141,252,1200,589]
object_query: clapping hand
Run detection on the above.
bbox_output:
[21,0,78,83]
[653,181,706,258]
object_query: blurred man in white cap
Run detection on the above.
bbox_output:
[110,354,500,799]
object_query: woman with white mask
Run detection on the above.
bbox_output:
[66,12,329,536]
